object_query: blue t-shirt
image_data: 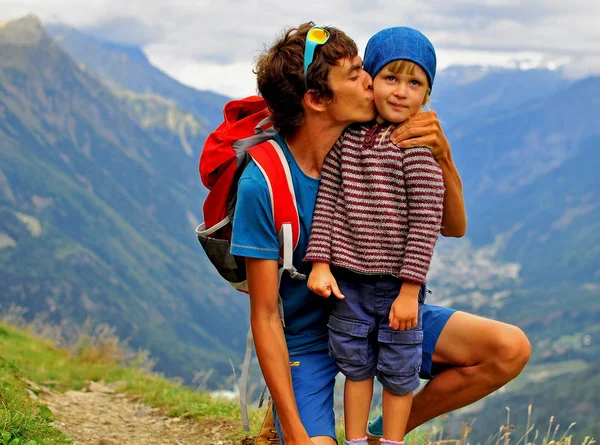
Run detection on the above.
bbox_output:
[230,133,333,355]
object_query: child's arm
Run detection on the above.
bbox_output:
[304,139,343,265]
[304,139,344,299]
[399,146,446,285]
[390,146,445,330]
[390,111,467,237]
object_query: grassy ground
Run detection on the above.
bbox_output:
[0,322,261,444]
[0,355,66,444]
[1,320,595,445]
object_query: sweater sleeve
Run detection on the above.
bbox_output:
[399,146,445,284]
[303,138,344,263]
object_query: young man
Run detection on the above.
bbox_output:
[230,23,530,445]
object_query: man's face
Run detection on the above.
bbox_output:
[325,56,375,125]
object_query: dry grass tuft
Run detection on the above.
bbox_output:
[422,406,595,445]
[0,303,155,371]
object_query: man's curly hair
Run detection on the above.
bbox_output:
[255,22,358,136]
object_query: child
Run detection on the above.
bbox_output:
[304,27,444,445]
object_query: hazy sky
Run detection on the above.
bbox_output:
[2,0,599,97]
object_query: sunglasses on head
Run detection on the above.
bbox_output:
[303,26,331,80]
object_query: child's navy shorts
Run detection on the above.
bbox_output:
[328,267,426,395]
[270,275,455,442]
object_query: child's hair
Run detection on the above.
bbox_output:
[385,59,431,106]
[364,27,437,146]
[363,26,437,94]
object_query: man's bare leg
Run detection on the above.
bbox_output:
[406,311,530,432]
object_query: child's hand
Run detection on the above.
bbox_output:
[389,283,420,330]
[307,263,345,299]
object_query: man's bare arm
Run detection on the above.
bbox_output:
[246,258,313,445]
[437,153,467,237]
[391,111,467,237]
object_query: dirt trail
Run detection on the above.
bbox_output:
[31,380,248,445]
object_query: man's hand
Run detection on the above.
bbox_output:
[391,110,450,161]
[389,282,420,330]
[307,263,345,299]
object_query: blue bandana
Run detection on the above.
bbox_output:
[363,26,437,91]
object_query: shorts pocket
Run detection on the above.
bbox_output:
[327,315,370,366]
[377,327,423,376]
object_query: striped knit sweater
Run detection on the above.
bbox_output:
[304,121,445,284]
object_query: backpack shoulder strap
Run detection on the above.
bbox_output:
[247,139,300,251]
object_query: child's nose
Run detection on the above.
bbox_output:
[394,83,408,97]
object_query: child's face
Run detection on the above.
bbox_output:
[372,63,429,123]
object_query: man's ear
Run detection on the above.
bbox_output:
[303,90,329,113]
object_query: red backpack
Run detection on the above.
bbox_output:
[196,96,304,292]
[197,96,308,431]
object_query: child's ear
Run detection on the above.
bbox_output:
[303,90,330,112]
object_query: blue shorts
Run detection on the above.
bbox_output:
[328,272,425,395]
[271,303,455,441]
[272,351,338,443]
[420,302,456,379]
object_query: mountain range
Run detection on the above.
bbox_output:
[0,15,598,441]
[0,15,245,387]
[430,66,600,441]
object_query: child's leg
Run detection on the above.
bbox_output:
[328,272,379,445]
[376,284,424,444]
[382,388,413,441]
[345,377,374,440]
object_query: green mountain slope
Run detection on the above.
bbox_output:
[434,76,600,361]
[46,23,229,128]
[0,15,248,387]
[423,76,600,441]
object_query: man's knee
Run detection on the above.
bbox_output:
[490,324,531,380]
[431,312,530,384]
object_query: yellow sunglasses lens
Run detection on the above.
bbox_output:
[308,28,329,43]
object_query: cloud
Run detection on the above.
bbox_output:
[81,16,162,47]
[1,0,598,97]
[146,52,258,99]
